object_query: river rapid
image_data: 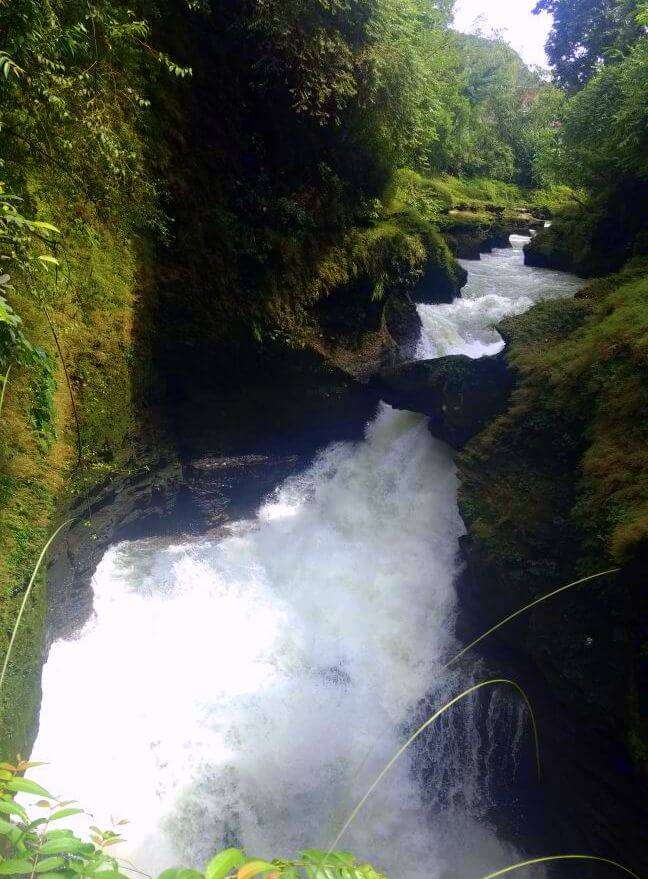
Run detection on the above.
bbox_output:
[30,237,582,879]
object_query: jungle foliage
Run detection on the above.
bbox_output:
[525,0,648,272]
[534,0,643,90]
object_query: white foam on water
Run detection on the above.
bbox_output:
[416,238,581,360]
[30,236,577,879]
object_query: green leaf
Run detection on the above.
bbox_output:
[31,222,60,235]
[38,839,89,856]
[5,779,53,799]
[206,849,247,879]
[0,859,34,875]
[0,800,28,822]
[33,859,66,873]
[237,862,275,879]
[0,817,21,842]
[302,853,355,868]
[49,808,83,823]
[158,872,204,879]
[38,255,59,266]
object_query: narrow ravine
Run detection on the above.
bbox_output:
[31,236,582,878]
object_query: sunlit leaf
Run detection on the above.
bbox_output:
[206,849,246,879]
[0,799,28,822]
[33,858,66,873]
[0,817,22,842]
[31,222,60,235]
[157,869,182,879]
[50,808,83,822]
[0,858,34,875]
[5,779,53,799]
[38,838,90,855]
[176,870,204,879]
[237,862,276,879]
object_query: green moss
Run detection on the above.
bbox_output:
[458,261,648,769]
[0,182,158,760]
[465,264,648,566]
[386,171,575,219]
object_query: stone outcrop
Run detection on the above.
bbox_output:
[410,257,468,304]
[444,210,545,261]
[371,352,514,448]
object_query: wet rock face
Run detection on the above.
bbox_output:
[444,212,545,261]
[410,257,468,304]
[383,292,422,358]
[524,226,579,273]
[46,460,185,644]
[371,353,514,449]
[47,349,381,648]
[182,453,301,527]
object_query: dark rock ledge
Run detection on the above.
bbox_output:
[371,352,514,449]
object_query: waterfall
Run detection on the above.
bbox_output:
[29,238,581,878]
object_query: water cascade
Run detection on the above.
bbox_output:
[30,238,582,878]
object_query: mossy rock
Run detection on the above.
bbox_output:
[372,353,513,448]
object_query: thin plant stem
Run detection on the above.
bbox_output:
[0,520,72,697]
[445,568,621,669]
[42,302,82,467]
[327,678,539,853]
[0,362,12,421]
[474,854,640,879]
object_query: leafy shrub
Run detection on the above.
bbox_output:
[0,760,386,879]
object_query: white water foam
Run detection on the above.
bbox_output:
[30,236,577,878]
[416,236,581,360]
[32,410,475,875]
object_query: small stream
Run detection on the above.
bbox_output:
[31,237,581,878]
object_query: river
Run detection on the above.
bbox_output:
[30,236,582,879]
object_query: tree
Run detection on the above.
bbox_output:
[534,0,643,90]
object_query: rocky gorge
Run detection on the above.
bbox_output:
[38,218,647,876]
[1,2,647,877]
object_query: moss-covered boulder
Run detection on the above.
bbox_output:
[410,251,467,304]
[525,183,648,277]
[372,353,514,448]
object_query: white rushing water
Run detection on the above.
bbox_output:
[31,237,581,878]
[416,236,581,360]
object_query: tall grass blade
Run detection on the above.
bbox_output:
[0,363,12,421]
[445,568,620,668]
[0,520,72,698]
[328,678,540,853]
[473,854,640,879]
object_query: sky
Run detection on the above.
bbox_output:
[453,0,553,68]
